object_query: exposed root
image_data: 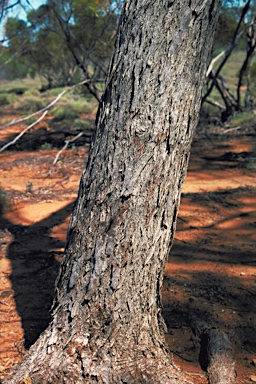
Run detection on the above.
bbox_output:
[190,313,236,384]
[5,329,195,384]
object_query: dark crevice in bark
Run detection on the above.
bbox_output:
[161,211,168,230]
[208,0,215,22]
[167,1,174,8]
[166,131,171,155]
[170,204,178,237]
[192,10,199,20]
[186,115,192,135]
[129,66,136,112]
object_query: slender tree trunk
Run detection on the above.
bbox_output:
[6,1,222,383]
[202,0,250,106]
[238,15,256,111]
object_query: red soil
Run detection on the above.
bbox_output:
[0,118,255,383]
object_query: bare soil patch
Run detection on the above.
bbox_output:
[0,118,255,383]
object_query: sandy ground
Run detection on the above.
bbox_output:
[0,116,255,383]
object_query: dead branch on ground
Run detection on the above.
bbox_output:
[0,111,48,152]
[53,132,84,165]
[0,79,101,153]
[189,313,236,384]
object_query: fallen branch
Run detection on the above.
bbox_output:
[222,126,241,134]
[0,111,48,153]
[189,313,236,384]
[53,132,84,165]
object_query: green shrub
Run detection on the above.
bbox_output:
[0,92,18,106]
[23,88,41,97]
[70,99,92,114]
[15,96,44,112]
[229,111,254,130]
[52,106,78,121]
[0,93,10,106]
[41,143,53,150]
[44,87,66,97]
[8,87,28,95]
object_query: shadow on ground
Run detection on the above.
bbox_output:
[0,202,74,348]
[162,183,256,381]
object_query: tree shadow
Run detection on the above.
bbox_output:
[0,201,74,348]
[162,184,256,373]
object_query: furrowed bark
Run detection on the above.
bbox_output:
[5,1,222,383]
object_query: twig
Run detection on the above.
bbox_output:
[205,98,225,110]
[222,126,241,134]
[206,50,225,77]
[0,110,48,153]
[53,132,84,165]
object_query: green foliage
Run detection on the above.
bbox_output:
[8,87,28,95]
[51,98,92,121]
[70,98,93,114]
[44,87,67,97]
[246,162,256,171]
[229,111,255,129]
[73,0,111,14]
[213,8,238,51]
[41,143,53,150]
[23,88,41,97]
[1,0,118,90]
[52,106,78,121]
[0,47,30,80]
[213,3,250,53]
[16,96,44,112]
[0,92,19,105]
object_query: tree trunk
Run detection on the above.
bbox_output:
[5,1,222,383]
[202,0,250,107]
[238,15,256,111]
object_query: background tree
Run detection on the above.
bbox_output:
[203,0,256,121]
[1,0,118,97]
[213,4,243,51]
[5,1,222,383]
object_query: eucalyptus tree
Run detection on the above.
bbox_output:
[1,0,118,95]
[6,1,222,383]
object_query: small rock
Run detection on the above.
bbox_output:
[250,375,256,382]
[240,272,246,276]
[252,358,256,366]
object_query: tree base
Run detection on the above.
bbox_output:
[5,328,195,384]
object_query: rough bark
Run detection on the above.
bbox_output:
[5,1,222,383]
